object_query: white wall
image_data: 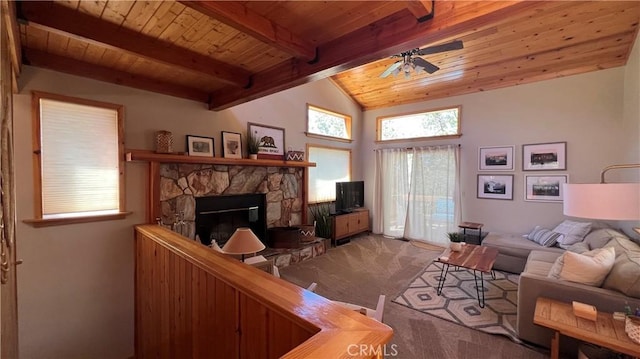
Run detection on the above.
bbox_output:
[13,67,359,358]
[217,79,362,168]
[362,67,635,235]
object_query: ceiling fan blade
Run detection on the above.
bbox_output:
[416,40,463,56]
[379,61,403,78]
[412,57,439,74]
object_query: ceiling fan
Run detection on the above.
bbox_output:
[379,40,464,79]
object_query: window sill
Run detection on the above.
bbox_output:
[23,211,133,228]
[304,132,353,143]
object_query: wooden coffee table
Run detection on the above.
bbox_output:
[534,297,640,359]
[435,243,499,308]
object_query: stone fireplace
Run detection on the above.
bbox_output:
[159,163,304,241]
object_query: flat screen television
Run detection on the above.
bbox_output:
[335,181,364,214]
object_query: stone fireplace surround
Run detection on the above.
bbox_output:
[159,163,305,242]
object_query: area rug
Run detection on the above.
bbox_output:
[393,261,521,342]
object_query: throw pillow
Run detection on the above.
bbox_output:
[559,246,615,286]
[553,220,592,248]
[547,247,599,279]
[602,251,640,297]
[525,226,562,247]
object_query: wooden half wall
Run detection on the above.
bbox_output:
[135,225,393,358]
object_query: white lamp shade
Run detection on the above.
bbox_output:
[563,183,640,220]
[222,228,265,255]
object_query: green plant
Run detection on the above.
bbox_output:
[447,232,464,243]
[247,131,261,154]
[308,202,332,239]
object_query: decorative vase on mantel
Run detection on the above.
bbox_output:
[249,153,258,160]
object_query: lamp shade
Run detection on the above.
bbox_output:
[222,227,265,255]
[562,183,640,220]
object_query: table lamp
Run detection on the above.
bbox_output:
[562,164,640,231]
[222,227,265,262]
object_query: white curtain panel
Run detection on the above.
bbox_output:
[404,145,460,245]
[374,145,460,245]
[373,148,410,237]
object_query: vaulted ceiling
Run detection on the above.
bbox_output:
[7,1,640,111]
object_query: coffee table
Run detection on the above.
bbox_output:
[435,243,499,308]
[534,297,640,359]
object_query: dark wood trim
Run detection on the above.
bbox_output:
[24,49,210,104]
[179,1,316,61]
[20,1,252,88]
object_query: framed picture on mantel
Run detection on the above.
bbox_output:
[248,122,285,160]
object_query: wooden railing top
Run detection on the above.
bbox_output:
[136,225,393,358]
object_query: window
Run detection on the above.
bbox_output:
[307,145,351,203]
[377,106,461,141]
[30,91,126,225]
[306,104,352,141]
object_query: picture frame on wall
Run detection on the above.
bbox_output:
[186,135,215,157]
[478,145,515,171]
[522,142,566,171]
[524,174,568,202]
[221,131,242,159]
[247,122,285,160]
[477,174,514,200]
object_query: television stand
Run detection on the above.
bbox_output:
[331,208,369,246]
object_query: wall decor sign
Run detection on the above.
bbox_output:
[477,174,514,200]
[186,135,214,157]
[524,175,568,202]
[221,131,242,159]
[522,142,566,171]
[478,145,515,171]
[247,122,285,160]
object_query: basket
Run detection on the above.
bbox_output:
[626,315,640,344]
[285,147,304,161]
[156,130,173,153]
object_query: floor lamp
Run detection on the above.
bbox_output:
[562,164,640,233]
[222,227,266,262]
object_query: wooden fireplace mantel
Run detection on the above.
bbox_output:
[125,149,316,168]
[125,149,315,224]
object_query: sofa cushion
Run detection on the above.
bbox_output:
[583,228,628,250]
[558,247,615,286]
[483,232,565,259]
[524,250,562,277]
[552,220,592,248]
[602,236,640,298]
[525,226,562,247]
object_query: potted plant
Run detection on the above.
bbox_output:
[308,202,332,239]
[447,232,465,251]
[247,131,261,159]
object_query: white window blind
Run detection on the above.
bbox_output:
[39,98,120,218]
[308,146,351,203]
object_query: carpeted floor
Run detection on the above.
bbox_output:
[279,234,549,359]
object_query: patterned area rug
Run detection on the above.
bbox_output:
[393,261,521,342]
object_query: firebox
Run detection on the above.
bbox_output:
[195,194,267,247]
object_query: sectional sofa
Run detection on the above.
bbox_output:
[482,226,640,353]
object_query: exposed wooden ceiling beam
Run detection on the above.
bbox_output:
[23,48,210,104]
[1,0,22,77]
[405,1,434,22]
[179,1,316,61]
[208,1,539,110]
[19,1,252,88]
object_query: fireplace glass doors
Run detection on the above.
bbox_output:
[195,194,267,247]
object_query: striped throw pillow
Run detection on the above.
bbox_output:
[526,226,562,247]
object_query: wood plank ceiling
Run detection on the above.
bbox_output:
[13,1,640,111]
